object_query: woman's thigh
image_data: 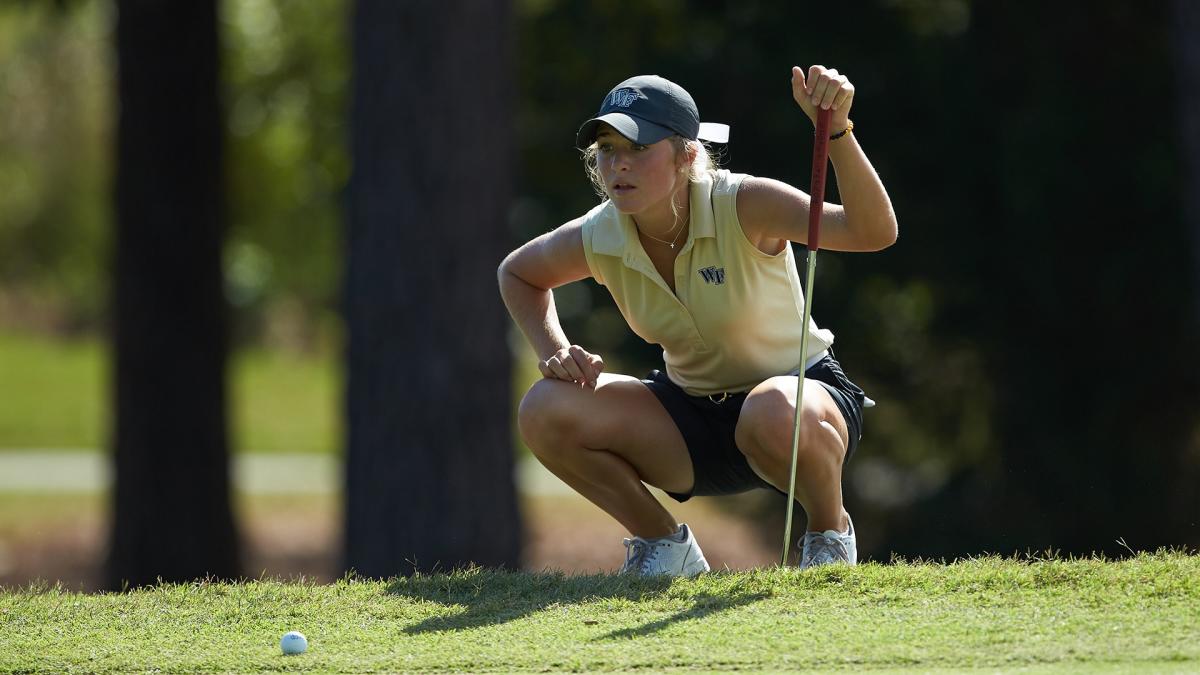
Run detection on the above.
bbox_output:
[518,373,694,494]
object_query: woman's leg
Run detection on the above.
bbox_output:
[734,377,850,533]
[517,373,694,539]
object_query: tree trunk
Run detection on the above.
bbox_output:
[343,0,520,578]
[107,0,238,589]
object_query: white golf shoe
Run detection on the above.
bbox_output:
[800,514,858,569]
[619,523,710,577]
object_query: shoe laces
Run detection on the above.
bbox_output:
[620,537,659,575]
[802,530,850,568]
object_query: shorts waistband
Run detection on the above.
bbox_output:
[705,349,831,404]
[804,348,832,371]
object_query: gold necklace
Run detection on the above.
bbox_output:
[639,218,686,249]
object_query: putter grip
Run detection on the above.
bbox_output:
[808,107,833,252]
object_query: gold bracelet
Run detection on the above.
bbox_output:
[830,120,854,141]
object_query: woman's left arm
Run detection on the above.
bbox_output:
[737,65,898,253]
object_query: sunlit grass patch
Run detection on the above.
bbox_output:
[1,551,1197,672]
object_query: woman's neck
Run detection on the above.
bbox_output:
[632,183,690,239]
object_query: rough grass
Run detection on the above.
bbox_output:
[1,552,1197,673]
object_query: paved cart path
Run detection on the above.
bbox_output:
[0,450,572,495]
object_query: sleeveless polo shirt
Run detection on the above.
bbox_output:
[580,169,835,397]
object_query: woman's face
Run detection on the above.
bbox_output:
[594,124,683,216]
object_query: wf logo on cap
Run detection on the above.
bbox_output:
[607,88,640,108]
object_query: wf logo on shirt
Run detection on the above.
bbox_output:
[698,266,726,285]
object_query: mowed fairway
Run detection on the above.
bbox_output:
[1,552,1197,673]
[0,330,337,454]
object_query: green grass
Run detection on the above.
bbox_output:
[1,552,1197,673]
[0,330,337,453]
[0,331,107,450]
[229,347,339,454]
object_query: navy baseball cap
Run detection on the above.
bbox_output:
[575,75,730,149]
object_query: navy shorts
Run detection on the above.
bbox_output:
[640,351,867,502]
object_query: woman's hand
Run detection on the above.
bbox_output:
[538,345,605,389]
[791,65,854,134]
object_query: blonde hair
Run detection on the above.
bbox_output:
[581,137,719,203]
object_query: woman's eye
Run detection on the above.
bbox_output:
[632,144,648,151]
[597,143,613,152]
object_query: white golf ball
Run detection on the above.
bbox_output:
[280,631,308,655]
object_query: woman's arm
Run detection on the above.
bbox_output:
[737,65,898,254]
[497,218,604,388]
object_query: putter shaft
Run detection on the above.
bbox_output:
[780,106,833,566]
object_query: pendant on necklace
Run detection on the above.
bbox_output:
[669,243,675,249]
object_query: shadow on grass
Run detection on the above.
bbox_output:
[596,590,768,640]
[389,568,766,637]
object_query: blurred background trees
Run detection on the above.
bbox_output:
[1,0,1197,584]
[1175,0,1200,322]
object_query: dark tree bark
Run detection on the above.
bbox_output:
[107,0,237,589]
[343,0,520,578]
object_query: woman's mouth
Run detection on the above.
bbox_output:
[611,182,636,195]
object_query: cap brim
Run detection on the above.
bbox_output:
[698,122,730,144]
[575,112,676,149]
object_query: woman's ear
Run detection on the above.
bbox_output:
[679,141,698,174]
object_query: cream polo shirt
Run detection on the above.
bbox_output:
[580,169,835,397]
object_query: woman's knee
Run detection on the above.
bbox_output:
[517,378,581,452]
[737,388,795,466]
[736,381,842,470]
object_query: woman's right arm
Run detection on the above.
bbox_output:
[497,217,605,389]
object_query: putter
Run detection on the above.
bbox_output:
[781,106,833,567]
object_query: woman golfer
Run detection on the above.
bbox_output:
[499,66,897,575]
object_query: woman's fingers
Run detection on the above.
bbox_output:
[806,65,827,99]
[831,80,854,111]
[588,352,605,378]
[790,66,811,110]
[559,351,588,384]
[568,345,600,388]
[795,65,854,128]
[541,355,571,381]
[540,346,603,389]
[807,66,843,109]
